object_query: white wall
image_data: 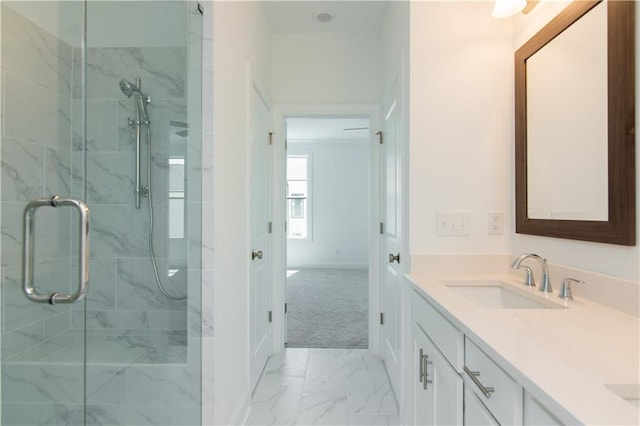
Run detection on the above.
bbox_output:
[212,2,271,424]
[287,140,369,268]
[409,1,513,255]
[511,2,640,281]
[272,32,382,104]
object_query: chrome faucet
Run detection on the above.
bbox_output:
[558,278,585,300]
[511,253,552,293]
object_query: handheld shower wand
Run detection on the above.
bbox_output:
[119,77,186,301]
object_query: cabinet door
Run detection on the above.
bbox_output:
[413,324,463,425]
[524,392,562,425]
[464,388,499,426]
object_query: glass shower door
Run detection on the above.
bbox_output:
[1,1,89,425]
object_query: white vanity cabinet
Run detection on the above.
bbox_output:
[412,323,463,425]
[411,289,541,426]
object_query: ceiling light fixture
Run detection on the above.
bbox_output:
[492,0,527,18]
[313,11,335,24]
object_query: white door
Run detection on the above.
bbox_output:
[249,87,272,390]
[381,80,403,395]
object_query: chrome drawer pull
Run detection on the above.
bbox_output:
[464,366,495,398]
[422,353,433,390]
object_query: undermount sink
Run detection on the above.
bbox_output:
[441,280,565,309]
[606,384,640,409]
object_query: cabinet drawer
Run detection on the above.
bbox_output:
[412,290,463,371]
[464,338,523,425]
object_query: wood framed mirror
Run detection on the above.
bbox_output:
[515,0,636,245]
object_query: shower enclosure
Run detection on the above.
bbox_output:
[0,1,203,424]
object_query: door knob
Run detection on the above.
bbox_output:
[252,250,263,260]
[388,253,400,264]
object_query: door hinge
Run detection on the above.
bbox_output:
[376,130,383,144]
[380,312,384,325]
[268,221,272,234]
[379,222,384,235]
[268,311,273,323]
[285,139,288,150]
[269,132,274,145]
[284,303,288,314]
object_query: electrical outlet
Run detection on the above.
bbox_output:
[488,211,503,234]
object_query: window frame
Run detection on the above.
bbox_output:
[286,153,312,241]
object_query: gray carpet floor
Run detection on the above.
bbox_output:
[286,268,368,349]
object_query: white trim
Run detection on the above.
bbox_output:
[271,104,381,355]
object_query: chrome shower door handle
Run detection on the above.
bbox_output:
[23,196,90,305]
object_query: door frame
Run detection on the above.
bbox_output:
[271,104,381,354]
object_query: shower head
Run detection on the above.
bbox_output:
[119,78,139,98]
[119,78,149,123]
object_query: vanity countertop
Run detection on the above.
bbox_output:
[407,272,640,425]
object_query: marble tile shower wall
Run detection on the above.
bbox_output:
[70,45,190,339]
[1,4,76,360]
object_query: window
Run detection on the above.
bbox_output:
[287,155,310,239]
[169,156,185,239]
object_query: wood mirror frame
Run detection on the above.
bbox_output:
[515,0,636,245]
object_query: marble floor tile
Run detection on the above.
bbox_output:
[263,348,309,378]
[249,348,399,426]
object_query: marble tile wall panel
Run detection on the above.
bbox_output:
[1,322,44,359]
[76,47,187,100]
[78,257,117,310]
[1,5,73,95]
[86,365,128,404]
[2,260,70,333]
[2,364,83,403]
[71,309,150,330]
[1,202,23,268]
[187,269,201,337]
[2,402,83,426]
[86,404,200,426]
[72,99,118,152]
[1,137,44,201]
[149,309,188,330]
[45,146,73,196]
[125,365,200,406]
[2,73,71,150]
[116,257,187,311]
[89,205,147,258]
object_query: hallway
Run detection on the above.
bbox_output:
[246,349,399,425]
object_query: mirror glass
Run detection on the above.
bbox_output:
[526,2,608,220]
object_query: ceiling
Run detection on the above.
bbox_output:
[287,117,370,141]
[262,1,389,34]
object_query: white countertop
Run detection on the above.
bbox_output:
[407,272,640,425]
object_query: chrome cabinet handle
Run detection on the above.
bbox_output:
[251,250,263,260]
[22,196,90,305]
[464,366,495,398]
[388,253,400,264]
[422,353,433,390]
[419,348,424,383]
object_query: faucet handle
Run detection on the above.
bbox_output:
[558,278,585,300]
[521,266,536,287]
